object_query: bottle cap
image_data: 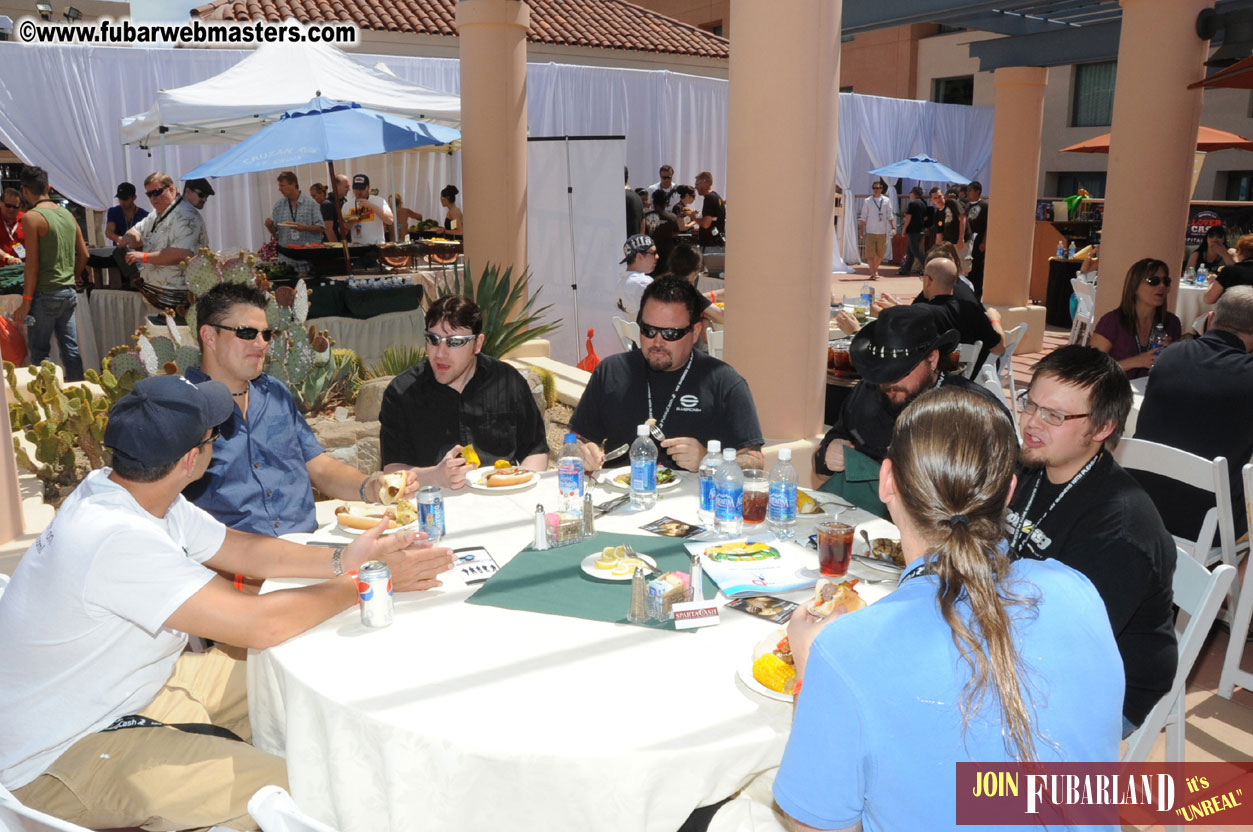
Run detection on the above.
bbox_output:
[722,447,736,461]
[637,424,649,437]
[564,432,577,443]
[708,439,722,454]
[778,448,792,462]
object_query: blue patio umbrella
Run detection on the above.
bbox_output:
[868,154,971,185]
[182,95,460,179]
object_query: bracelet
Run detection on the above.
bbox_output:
[332,545,346,577]
[142,252,149,263]
[233,573,245,592]
[21,294,32,301]
[359,472,376,502]
[792,679,803,696]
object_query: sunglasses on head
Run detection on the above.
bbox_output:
[145,187,167,200]
[1144,275,1172,287]
[424,331,476,348]
[637,321,694,341]
[211,323,274,342]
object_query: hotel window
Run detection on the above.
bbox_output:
[932,76,974,106]
[1072,61,1117,127]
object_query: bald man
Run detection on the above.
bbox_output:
[321,174,350,242]
[916,256,1004,374]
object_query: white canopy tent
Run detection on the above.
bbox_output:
[119,42,461,150]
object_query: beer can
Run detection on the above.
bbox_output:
[418,485,445,540]
[357,560,394,628]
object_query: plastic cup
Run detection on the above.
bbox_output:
[816,521,853,577]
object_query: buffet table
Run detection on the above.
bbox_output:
[251,472,890,832]
[0,292,101,373]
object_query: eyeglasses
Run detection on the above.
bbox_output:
[872,185,883,190]
[145,187,168,200]
[424,331,477,348]
[210,323,274,342]
[1,203,18,210]
[638,321,695,341]
[1015,390,1089,426]
[196,425,221,449]
[1144,275,1172,287]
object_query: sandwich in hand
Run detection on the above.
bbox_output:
[811,578,865,617]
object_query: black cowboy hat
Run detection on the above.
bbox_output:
[850,305,959,385]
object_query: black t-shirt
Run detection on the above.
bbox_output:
[378,354,549,468]
[1134,329,1253,539]
[320,198,348,242]
[1217,259,1253,290]
[919,293,1002,371]
[570,348,763,469]
[626,189,644,238]
[815,372,1010,473]
[966,199,987,241]
[904,198,927,234]
[934,198,963,243]
[698,191,726,247]
[1006,452,1177,726]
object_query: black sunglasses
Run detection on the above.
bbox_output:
[637,321,695,341]
[1144,275,1172,287]
[145,187,167,200]
[211,323,274,342]
[192,190,210,201]
[1,202,18,210]
[196,425,222,449]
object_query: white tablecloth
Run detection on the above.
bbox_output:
[1126,375,1148,437]
[250,473,888,832]
[1176,283,1214,333]
[1,291,100,373]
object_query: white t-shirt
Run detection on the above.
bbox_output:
[0,469,225,789]
[615,267,654,320]
[859,195,895,235]
[344,195,389,245]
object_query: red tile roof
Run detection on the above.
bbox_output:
[192,0,730,59]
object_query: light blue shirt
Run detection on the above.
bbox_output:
[775,557,1123,832]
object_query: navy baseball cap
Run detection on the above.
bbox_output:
[352,173,370,189]
[105,375,234,468]
[621,234,655,263]
[184,178,215,197]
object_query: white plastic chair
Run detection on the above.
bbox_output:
[249,785,342,832]
[993,322,1026,408]
[1123,553,1235,778]
[610,316,640,351]
[1219,463,1253,700]
[1069,277,1095,346]
[955,340,982,379]
[0,783,96,832]
[1113,438,1242,622]
[976,363,1020,437]
[706,328,725,361]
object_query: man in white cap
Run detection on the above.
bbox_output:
[616,233,658,320]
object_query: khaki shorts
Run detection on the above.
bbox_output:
[863,232,888,259]
[14,646,288,831]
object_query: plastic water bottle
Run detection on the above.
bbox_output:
[1185,267,1197,285]
[859,282,873,313]
[1057,240,1066,258]
[713,448,743,537]
[1148,323,1167,352]
[698,439,724,526]
[629,424,657,511]
[1067,240,1077,259]
[1196,263,1208,286]
[557,432,585,515]
[767,448,798,539]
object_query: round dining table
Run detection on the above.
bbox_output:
[1175,282,1215,333]
[249,470,891,832]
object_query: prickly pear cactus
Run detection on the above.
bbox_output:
[220,255,255,285]
[183,248,221,297]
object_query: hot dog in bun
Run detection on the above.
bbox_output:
[379,471,407,505]
[812,578,865,617]
[334,505,398,531]
[485,466,534,488]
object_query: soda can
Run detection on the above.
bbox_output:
[357,560,394,628]
[417,485,445,540]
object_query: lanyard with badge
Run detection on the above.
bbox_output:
[1009,451,1103,554]
[645,351,694,434]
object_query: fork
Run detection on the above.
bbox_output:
[622,543,661,575]
[645,418,666,443]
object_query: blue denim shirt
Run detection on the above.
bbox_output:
[183,368,325,536]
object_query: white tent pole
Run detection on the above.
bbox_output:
[563,136,581,362]
[388,152,400,241]
[159,129,166,174]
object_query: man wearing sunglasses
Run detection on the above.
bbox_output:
[0,374,454,831]
[0,186,26,265]
[379,296,549,487]
[183,283,409,536]
[1006,345,1176,737]
[120,172,209,295]
[571,276,764,473]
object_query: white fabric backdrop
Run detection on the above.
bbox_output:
[0,44,991,273]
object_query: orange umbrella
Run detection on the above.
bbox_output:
[1060,125,1253,154]
[1188,56,1253,89]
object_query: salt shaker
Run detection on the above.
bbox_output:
[533,504,549,550]
[627,565,649,624]
[689,552,704,603]
[581,492,595,538]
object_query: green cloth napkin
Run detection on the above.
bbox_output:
[816,446,889,519]
[465,532,717,630]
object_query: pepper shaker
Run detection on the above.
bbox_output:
[581,492,595,538]
[533,504,549,550]
[627,565,649,624]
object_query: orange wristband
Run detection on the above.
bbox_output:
[233,573,244,592]
[21,294,33,301]
[792,679,803,696]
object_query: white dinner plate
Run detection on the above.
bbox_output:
[852,517,903,567]
[465,467,538,493]
[580,551,658,581]
[597,468,681,491]
[797,488,850,519]
[332,515,422,537]
[736,628,793,703]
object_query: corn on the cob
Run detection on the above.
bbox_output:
[752,653,797,695]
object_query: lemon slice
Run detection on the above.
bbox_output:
[612,563,635,577]
[614,545,627,559]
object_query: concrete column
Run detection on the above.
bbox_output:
[1096,0,1214,320]
[455,0,529,280]
[0,376,24,545]
[724,0,840,446]
[983,66,1049,353]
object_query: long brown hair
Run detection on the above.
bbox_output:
[887,387,1040,761]
[1117,258,1169,335]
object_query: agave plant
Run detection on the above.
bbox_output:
[364,345,425,380]
[430,261,559,358]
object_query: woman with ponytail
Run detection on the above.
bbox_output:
[774,387,1123,832]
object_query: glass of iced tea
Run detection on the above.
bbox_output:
[741,469,768,524]
[816,521,854,577]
